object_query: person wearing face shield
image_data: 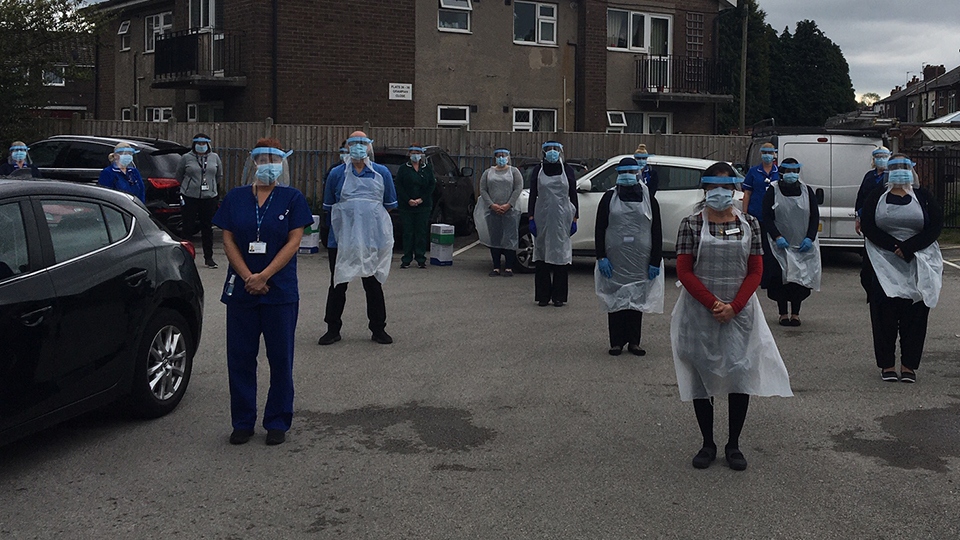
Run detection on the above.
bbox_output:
[0,141,41,177]
[760,158,821,326]
[211,138,314,446]
[475,148,523,276]
[394,144,436,269]
[741,142,779,222]
[97,142,145,202]
[672,162,792,472]
[633,143,659,197]
[176,133,223,268]
[594,157,664,356]
[860,155,943,384]
[318,131,398,346]
[855,147,891,235]
[528,141,579,307]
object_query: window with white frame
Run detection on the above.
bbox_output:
[121,108,132,121]
[117,20,131,51]
[42,66,65,86]
[144,12,173,53]
[190,0,218,29]
[607,9,671,54]
[645,113,671,134]
[606,111,627,133]
[437,105,470,127]
[513,108,557,132]
[438,0,471,33]
[145,106,173,122]
[187,104,198,122]
[514,2,556,45]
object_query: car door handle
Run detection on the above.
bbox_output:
[124,269,149,287]
[20,306,53,327]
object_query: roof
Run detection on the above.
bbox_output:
[38,135,186,151]
[918,127,960,143]
[91,0,173,13]
[928,111,960,124]
[0,178,149,213]
[879,64,960,104]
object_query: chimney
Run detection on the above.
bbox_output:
[906,76,920,88]
[923,64,946,81]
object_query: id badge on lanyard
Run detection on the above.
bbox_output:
[248,241,267,254]
[200,157,210,191]
[251,188,276,255]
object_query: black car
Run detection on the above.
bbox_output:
[0,179,203,446]
[27,135,189,235]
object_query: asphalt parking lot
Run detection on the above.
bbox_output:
[2,233,959,539]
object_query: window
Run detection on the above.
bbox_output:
[117,20,131,51]
[145,107,173,122]
[513,108,556,132]
[190,0,220,28]
[27,141,65,167]
[187,104,198,122]
[514,2,556,45]
[121,108,132,121]
[646,113,671,134]
[102,206,130,243]
[0,203,30,280]
[62,142,112,169]
[588,165,619,193]
[655,165,703,191]
[144,12,173,53]
[606,111,627,133]
[42,66,65,87]
[438,0,471,33]
[42,201,111,263]
[437,106,470,127]
[624,112,644,134]
[607,9,671,54]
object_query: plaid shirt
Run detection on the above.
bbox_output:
[676,211,762,258]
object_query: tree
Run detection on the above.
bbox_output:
[717,0,777,134]
[859,92,881,108]
[0,0,100,145]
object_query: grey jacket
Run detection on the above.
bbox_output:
[479,166,523,208]
[176,151,222,199]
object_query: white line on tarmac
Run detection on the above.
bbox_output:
[454,240,481,256]
[944,259,960,271]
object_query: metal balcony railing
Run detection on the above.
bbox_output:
[635,55,729,95]
[154,28,244,83]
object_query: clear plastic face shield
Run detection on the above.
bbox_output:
[616,163,640,186]
[872,147,891,170]
[192,137,212,154]
[633,152,650,168]
[494,148,510,167]
[112,145,140,168]
[408,146,425,164]
[885,157,917,190]
[346,136,375,166]
[339,146,350,165]
[779,162,802,183]
[700,175,742,212]
[542,141,563,164]
[242,146,293,186]
[760,146,777,165]
[8,144,29,164]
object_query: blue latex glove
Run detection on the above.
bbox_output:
[799,237,814,253]
[598,258,613,278]
[570,221,578,236]
[775,236,790,250]
[648,265,660,281]
[529,219,537,237]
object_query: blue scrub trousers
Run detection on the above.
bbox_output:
[226,302,299,431]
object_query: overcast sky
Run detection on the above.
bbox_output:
[757,0,960,99]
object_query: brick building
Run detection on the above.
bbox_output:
[94,0,734,134]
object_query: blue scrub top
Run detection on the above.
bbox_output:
[212,184,314,306]
[742,163,779,220]
[98,165,145,202]
[322,162,398,248]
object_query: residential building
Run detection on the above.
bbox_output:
[95,0,734,134]
[877,64,960,125]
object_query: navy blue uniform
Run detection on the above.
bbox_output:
[98,165,145,202]
[212,185,313,433]
[742,164,779,221]
[855,169,886,217]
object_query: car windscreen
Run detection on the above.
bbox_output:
[139,151,182,179]
[375,154,408,180]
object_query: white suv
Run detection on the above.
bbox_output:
[514,154,743,272]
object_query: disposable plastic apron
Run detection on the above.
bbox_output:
[474,168,520,250]
[670,210,792,401]
[532,167,575,265]
[594,186,664,313]
[864,190,942,308]
[766,181,821,290]
[330,165,394,286]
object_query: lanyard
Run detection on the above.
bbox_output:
[254,187,276,242]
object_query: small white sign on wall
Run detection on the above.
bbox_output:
[389,83,413,101]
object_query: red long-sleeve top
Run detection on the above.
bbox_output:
[676,254,763,314]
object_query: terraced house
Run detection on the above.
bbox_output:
[95,0,735,134]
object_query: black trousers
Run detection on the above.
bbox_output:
[608,310,642,348]
[535,261,569,303]
[490,248,517,271]
[869,295,930,370]
[182,196,219,261]
[323,248,387,333]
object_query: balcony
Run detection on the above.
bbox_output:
[633,55,733,104]
[152,29,246,89]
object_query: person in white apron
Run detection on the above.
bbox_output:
[318,132,399,346]
[671,162,793,471]
[860,155,943,383]
[475,148,523,276]
[595,157,664,356]
[529,141,579,306]
[760,158,821,326]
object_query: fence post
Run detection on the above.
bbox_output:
[264,117,274,139]
[458,125,467,157]
[167,116,177,142]
[363,121,371,136]
[70,112,82,134]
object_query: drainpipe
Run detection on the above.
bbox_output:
[271,0,279,122]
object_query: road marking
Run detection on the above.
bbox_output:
[454,240,481,256]
[944,259,960,271]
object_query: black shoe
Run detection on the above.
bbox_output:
[265,430,286,446]
[692,445,717,469]
[608,346,623,356]
[400,262,411,269]
[205,259,218,269]
[725,445,748,471]
[779,317,791,326]
[538,300,550,307]
[488,269,500,277]
[627,344,646,356]
[553,301,564,307]
[503,269,514,277]
[418,262,426,268]
[371,330,393,344]
[900,371,916,383]
[317,331,341,346]
[881,370,899,382]
[790,316,801,327]
[229,429,254,445]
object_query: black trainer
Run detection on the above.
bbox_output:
[553,301,564,307]
[229,429,254,445]
[371,330,393,344]
[537,301,550,307]
[725,445,748,471]
[400,262,410,269]
[418,262,426,268]
[265,430,286,445]
[881,370,899,382]
[608,346,623,356]
[205,259,218,269]
[627,344,646,356]
[317,331,341,346]
[692,445,717,469]
[900,371,916,383]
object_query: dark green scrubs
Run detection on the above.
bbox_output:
[395,160,436,266]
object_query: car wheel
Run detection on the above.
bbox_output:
[128,308,194,419]
[515,224,535,273]
[456,200,476,236]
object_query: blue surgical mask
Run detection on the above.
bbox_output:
[761,154,775,164]
[118,154,134,167]
[875,158,889,169]
[616,173,639,186]
[195,144,209,154]
[782,172,800,183]
[349,144,368,160]
[340,153,350,164]
[637,159,648,168]
[887,169,913,185]
[256,163,283,184]
[410,154,422,163]
[11,150,26,162]
[545,150,560,163]
[705,187,734,211]
[496,156,508,167]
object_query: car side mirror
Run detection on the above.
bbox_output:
[460,167,474,177]
[576,178,591,193]
[733,163,745,175]
[815,188,824,205]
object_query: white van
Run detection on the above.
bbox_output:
[744,128,890,249]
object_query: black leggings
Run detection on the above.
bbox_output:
[490,248,517,271]
[693,393,750,449]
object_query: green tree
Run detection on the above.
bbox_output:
[717,0,778,134]
[0,0,99,145]
[859,92,881,107]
